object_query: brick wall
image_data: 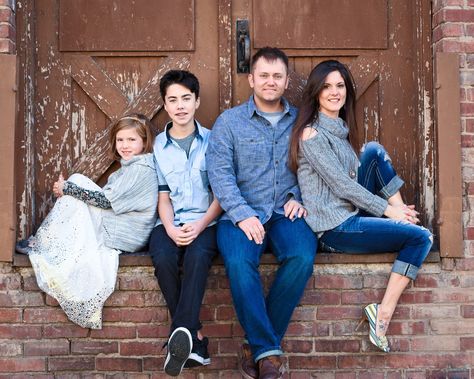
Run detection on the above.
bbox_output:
[0,0,15,54]
[1,1,473,378]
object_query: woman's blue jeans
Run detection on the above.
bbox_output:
[320,142,433,280]
[217,212,317,361]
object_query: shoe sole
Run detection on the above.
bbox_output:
[164,328,192,376]
[186,352,210,366]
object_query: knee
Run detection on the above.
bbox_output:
[361,141,391,162]
[286,249,315,275]
[415,226,433,250]
[150,248,176,269]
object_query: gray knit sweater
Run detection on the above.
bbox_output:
[298,112,388,233]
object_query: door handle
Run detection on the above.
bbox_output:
[236,20,250,73]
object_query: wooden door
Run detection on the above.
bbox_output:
[17,0,225,234]
[17,0,433,235]
[231,0,434,226]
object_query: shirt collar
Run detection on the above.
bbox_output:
[246,95,293,118]
[162,120,202,147]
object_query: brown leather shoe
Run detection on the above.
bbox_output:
[258,355,282,379]
[238,343,258,379]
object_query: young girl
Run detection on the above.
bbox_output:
[289,60,433,352]
[19,114,158,329]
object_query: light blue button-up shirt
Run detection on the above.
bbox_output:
[206,95,301,225]
[153,121,213,226]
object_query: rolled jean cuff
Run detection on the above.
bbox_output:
[392,259,419,280]
[255,348,283,362]
[379,175,404,199]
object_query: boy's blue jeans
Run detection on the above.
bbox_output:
[217,213,317,361]
[320,142,433,280]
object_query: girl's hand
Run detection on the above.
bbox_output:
[53,174,65,197]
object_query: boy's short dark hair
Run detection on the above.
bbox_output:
[250,47,289,73]
[159,70,200,99]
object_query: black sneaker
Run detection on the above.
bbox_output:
[184,337,211,368]
[164,327,192,376]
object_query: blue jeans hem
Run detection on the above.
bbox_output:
[392,259,419,280]
[379,175,404,199]
[255,348,283,362]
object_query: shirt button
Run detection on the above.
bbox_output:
[275,141,278,145]
[276,181,279,184]
[276,160,279,165]
[349,170,356,179]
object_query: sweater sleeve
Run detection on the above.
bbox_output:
[103,162,157,215]
[63,181,111,209]
[300,135,388,217]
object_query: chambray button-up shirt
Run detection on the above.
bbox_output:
[206,95,301,225]
[153,121,213,226]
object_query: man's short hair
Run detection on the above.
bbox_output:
[159,70,200,99]
[250,47,289,72]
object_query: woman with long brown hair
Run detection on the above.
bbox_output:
[290,60,432,352]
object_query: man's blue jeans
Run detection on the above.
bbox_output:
[217,213,317,361]
[320,142,433,280]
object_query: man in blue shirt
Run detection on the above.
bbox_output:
[206,47,317,379]
[150,70,221,376]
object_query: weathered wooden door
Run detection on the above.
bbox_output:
[231,0,434,226]
[17,0,433,235]
[17,0,226,234]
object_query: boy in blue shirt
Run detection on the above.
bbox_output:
[149,70,221,376]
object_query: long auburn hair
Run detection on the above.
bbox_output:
[289,60,358,172]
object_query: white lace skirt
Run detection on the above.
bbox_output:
[29,174,120,329]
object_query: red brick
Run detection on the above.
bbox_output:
[118,275,159,290]
[431,319,474,334]
[0,291,44,306]
[362,274,389,288]
[0,325,42,339]
[119,341,160,356]
[217,338,241,354]
[216,305,236,320]
[291,306,316,321]
[411,336,460,351]
[0,341,22,356]
[461,304,474,318]
[24,340,69,356]
[0,39,14,54]
[102,307,167,323]
[0,357,46,372]
[90,326,136,339]
[412,305,459,319]
[433,288,474,302]
[317,306,361,320]
[399,290,434,303]
[289,355,336,370]
[202,323,232,337]
[314,339,360,353]
[462,135,474,148]
[388,321,427,335]
[48,357,95,371]
[43,324,89,338]
[137,324,168,338]
[71,340,118,354]
[454,257,474,270]
[0,308,21,322]
[359,372,384,379]
[336,355,368,369]
[203,289,233,305]
[23,275,41,291]
[341,289,385,305]
[433,23,464,42]
[335,373,357,379]
[0,274,21,290]
[460,337,474,350]
[0,8,14,24]
[282,338,312,353]
[105,291,146,307]
[413,274,460,288]
[23,308,69,323]
[314,275,363,289]
[434,9,474,24]
[286,322,317,337]
[96,357,142,372]
[461,102,474,116]
[301,290,341,305]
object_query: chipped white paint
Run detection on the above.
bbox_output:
[71,106,86,159]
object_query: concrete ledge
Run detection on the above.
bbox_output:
[13,250,441,268]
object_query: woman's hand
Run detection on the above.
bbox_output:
[53,174,65,197]
[384,204,419,224]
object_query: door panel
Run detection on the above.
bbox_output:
[232,0,433,226]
